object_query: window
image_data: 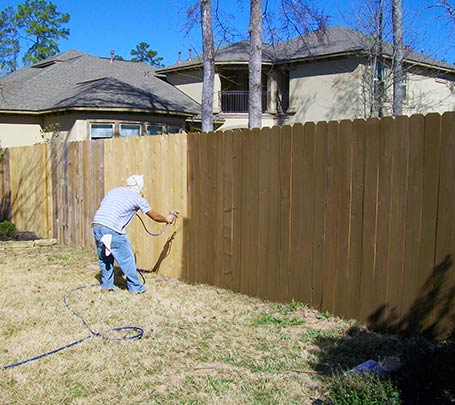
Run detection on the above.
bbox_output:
[90,123,114,139]
[146,124,164,135]
[120,124,141,137]
[167,126,182,134]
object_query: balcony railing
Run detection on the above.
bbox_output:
[219,91,268,113]
[218,90,289,114]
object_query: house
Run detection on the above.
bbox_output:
[0,50,201,148]
[1,26,455,148]
[159,26,455,130]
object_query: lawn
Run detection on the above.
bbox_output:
[0,243,453,404]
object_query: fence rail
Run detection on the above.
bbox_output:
[1,112,454,339]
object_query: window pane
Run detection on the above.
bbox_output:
[120,124,141,137]
[91,123,114,139]
[167,126,181,134]
[146,125,164,135]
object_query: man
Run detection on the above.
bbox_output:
[92,174,178,293]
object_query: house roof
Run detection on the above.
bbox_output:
[0,50,200,115]
[158,26,455,73]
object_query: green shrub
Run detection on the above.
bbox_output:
[0,220,16,238]
[325,371,401,405]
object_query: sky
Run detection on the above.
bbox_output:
[1,0,454,68]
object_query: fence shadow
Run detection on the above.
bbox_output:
[136,231,177,275]
[309,255,455,402]
[312,255,455,376]
[368,254,455,340]
[0,191,11,221]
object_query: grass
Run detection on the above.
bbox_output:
[0,243,454,404]
[0,243,345,404]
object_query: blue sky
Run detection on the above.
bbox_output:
[1,0,454,67]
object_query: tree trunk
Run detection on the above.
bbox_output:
[201,0,215,132]
[376,0,384,117]
[249,0,263,129]
[392,0,404,116]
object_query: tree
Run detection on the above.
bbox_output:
[0,7,19,73]
[277,0,328,40]
[249,0,263,129]
[371,0,385,117]
[200,0,215,132]
[15,0,70,66]
[249,0,327,129]
[183,0,327,130]
[341,0,404,118]
[430,0,455,21]
[130,42,164,67]
[392,0,404,115]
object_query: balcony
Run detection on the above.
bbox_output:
[218,91,289,114]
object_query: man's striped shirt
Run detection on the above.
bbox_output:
[93,187,151,234]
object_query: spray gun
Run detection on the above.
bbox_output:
[167,210,178,226]
[136,210,179,237]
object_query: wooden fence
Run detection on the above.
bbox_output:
[1,113,454,339]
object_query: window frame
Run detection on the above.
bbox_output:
[145,124,165,136]
[119,123,142,137]
[90,122,115,140]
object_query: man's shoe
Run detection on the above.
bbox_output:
[129,287,147,294]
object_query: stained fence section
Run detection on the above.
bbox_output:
[1,113,454,339]
[186,113,455,340]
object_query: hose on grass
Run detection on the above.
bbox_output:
[2,283,144,370]
[2,212,176,370]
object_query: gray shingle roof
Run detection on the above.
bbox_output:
[274,26,455,70]
[158,26,455,73]
[0,50,200,115]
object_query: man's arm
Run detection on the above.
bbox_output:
[146,210,179,225]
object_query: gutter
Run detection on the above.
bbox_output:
[275,49,455,74]
[160,48,455,75]
[158,60,274,74]
[0,106,199,118]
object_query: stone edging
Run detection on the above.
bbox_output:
[0,239,58,248]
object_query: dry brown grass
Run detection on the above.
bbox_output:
[0,243,350,404]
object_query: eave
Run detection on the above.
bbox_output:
[0,106,198,118]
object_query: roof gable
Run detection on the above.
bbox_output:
[0,50,200,115]
[53,76,187,112]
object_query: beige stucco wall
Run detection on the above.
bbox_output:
[0,112,189,147]
[402,71,455,115]
[0,115,44,148]
[216,114,281,131]
[45,112,188,141]
[165,68,221,113]
[287,58,364,124]
[165,69,203,104]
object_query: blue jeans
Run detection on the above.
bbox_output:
[93,225,146,293]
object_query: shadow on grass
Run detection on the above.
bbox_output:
[94,266,128,290]
[92,231,177,289]
[310,255,455,404]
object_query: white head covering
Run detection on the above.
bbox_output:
[126,174,144,194]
